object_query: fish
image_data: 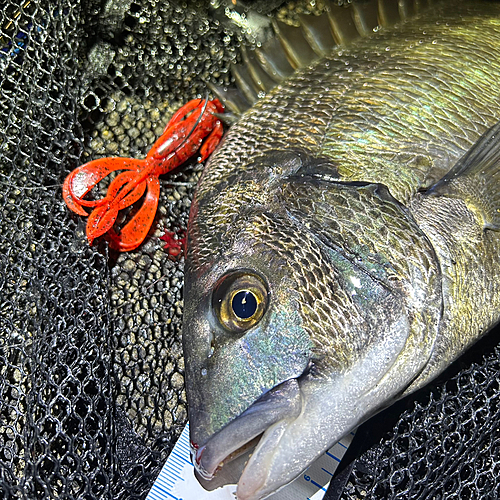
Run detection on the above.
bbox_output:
[181,1,500,499]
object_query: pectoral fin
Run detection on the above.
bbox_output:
[427,120,500,230]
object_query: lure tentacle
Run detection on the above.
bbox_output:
[62,97,225,251]
[63,157,141,215]
[107,176,161,252]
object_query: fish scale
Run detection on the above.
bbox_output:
[207,3,500,204]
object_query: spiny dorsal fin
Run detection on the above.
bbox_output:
[398,0,415,20]
[297,12,336,57]
[240,45,276,92]
[214,0,433,116]
[231,63,260,105]
[271,19,319,69]
[327,2,360,45]
[207,83,251,116]
[427,120,500,231]
[352,1,379,37]
[377,0,401,27]
[255,37,295,82]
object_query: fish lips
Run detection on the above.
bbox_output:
[191,378,302,484]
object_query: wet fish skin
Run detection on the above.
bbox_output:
[182,2,500,499]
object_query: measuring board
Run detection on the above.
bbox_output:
[147,423,354,500]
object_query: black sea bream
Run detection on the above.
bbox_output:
[181,1,500,498]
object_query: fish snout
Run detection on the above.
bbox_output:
[190,378,302,485]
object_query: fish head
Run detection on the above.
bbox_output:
[182,150,442,499]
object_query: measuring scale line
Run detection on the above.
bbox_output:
[325,451,341,463]
[171,450,193,465]
[312,481,326,493]
[148,482,179,500]
[165,459,185,473]
[147,423,354,500]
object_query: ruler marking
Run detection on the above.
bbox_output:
[326,451,341,463]
[169,457,188,469]
[165,465,182,475]
[150,483,179,500]
[161,477,178,486]
[147,422,354,500]
[147,491,162,500]
[310,478,327,492]
[171,450,192,465]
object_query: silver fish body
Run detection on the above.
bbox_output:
[182,2,500,499]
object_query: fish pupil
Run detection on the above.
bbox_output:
[232,290,257,319]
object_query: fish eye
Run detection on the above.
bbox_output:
[213,272,269,333]
[232,290,258,319]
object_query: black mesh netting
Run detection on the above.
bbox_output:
[1,1,500,499]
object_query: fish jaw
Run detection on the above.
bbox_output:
[192,378,302,480]
[182,250,315,456]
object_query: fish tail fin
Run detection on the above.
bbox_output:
[427,120,500,230]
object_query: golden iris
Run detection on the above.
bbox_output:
[214,272,268,332]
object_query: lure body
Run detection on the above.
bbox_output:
[63,98,223,251]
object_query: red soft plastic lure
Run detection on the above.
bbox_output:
[160,229,186,259]
[63,98,224,252]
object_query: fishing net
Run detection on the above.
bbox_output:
[0,0,240,498]
[0,1,499,499]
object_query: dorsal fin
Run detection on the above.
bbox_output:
[328,2,360,45]
[351,1,379,37]
[240,45,276,92]
[255,37,294,82]
[378,0,401,27]
[214,0,433,115]
[398,0,415,20]
[271,19,320,69]
[207,83,251,116]
[231,63,260,105]
[297,12,336,57]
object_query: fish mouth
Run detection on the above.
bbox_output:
[191,378,302,484]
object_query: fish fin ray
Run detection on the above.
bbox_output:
[231,63,259,104]
[378,0,401,27]
[297,12,336,57]
[426,120,500,230]
[271,19,319,69]
[220,0,433,114]
[397,0,415,21]
[206,82,251,116]
[352,0,380,37]
[327,2,360,45]
[255,38,294,82]
[241,45,277,92]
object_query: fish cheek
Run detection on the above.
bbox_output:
[283,229,411,381]
[184,260,314,444]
